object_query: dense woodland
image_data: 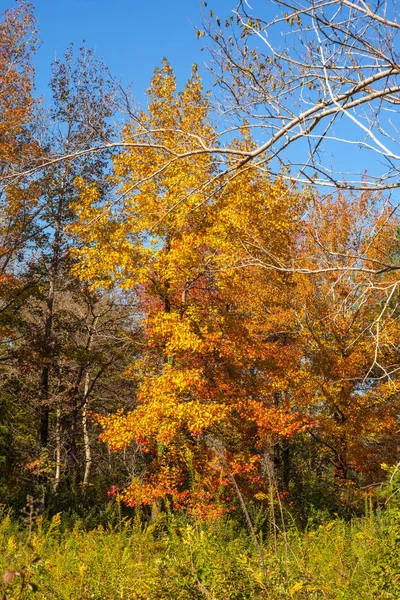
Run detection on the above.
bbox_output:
[2,1,400,597]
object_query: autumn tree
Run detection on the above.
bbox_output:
[20,45,138,504]
[0,38,140,506]
[0,0,41,502]
[33,44,115,455]
[0,0,39,351]
[294,192,400,485]
[73,61,314,517]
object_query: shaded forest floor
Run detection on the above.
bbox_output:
[1,506,400,599]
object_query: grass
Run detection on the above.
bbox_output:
[1,505,400,599]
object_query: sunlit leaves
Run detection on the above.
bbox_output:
[73,61,313,514]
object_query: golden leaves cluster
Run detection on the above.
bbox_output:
[73,61,400,510]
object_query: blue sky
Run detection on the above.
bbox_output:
[23,0,234,102]
[0,0,390,191]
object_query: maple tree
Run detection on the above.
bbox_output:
[0,1,41,498]
[0,0,39,346]
[73,61,315,517]
[292,191,400,485]
[72,58,400,515]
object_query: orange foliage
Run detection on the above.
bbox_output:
[75,61,312,514]
[294,192,400,480]
[74,62,400,514]
[0,1,40,344]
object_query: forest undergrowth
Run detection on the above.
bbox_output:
[1,503,400,600]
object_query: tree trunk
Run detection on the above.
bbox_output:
[82,313,98,489]
[53,407,61,492]
[282,438,290,491]
[82,371,92,489]
[39,275,54,451]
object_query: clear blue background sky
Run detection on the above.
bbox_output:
[16,0,234,102]
[0,0,386,188]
